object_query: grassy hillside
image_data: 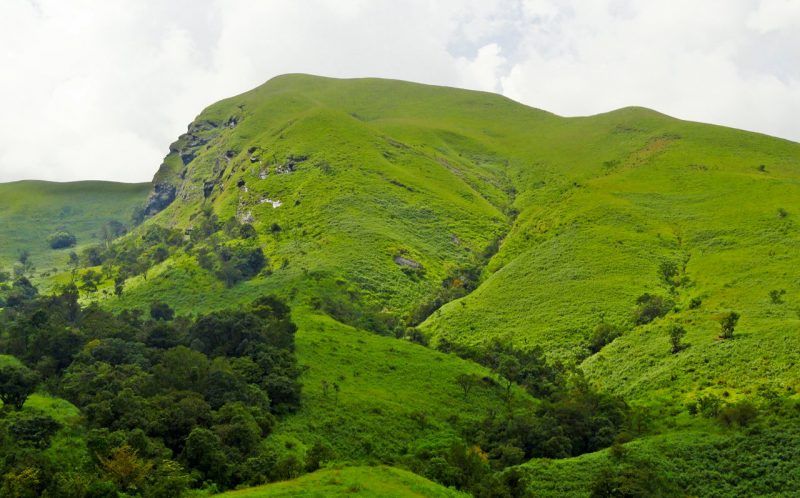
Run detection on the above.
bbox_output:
[214,465,467,497]
[0,180,149,281]
[268,312,530,462]
[421,107,800,403]
[7,74,800,496]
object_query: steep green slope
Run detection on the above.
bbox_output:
[214,465,467,497]
[0,180,149,279]
[422,108,800,399]
[269,312,530,463]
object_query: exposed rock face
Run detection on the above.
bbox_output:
[203,181,216,198]
[394,255,422,269]
[144,182,177,216]
[142,118,226,217]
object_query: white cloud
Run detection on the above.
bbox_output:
[0,0,797,182]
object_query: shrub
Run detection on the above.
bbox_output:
[588,322,621,354]
[769,289,786,304]
[150,301,175,321]
[718,311,740,339]
[633,293,673,325]
[668,324,687,354]
[718,400,758,427]
[47,231,77,249]
[659,260,679,285]
[695,394,722,418]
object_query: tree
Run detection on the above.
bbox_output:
[0,364,40,410]
[496,354,521,401]
[47,231,77,249]
[114,274,126,296]
[455,373,482,400]
[718,311,740,339]
[633,293,673,325]
[98,444,153,491]
[659,260,679,285]
[182,428,230,484]
[149,301,175,321]
[5,410,61,448]
[668,324,687,354]
[68,251,80,276]
[589,322,621,354]
[80,269,102,292]
[15,250,34,277]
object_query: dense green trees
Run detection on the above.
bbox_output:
[0,286,301,495]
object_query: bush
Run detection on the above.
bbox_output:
[718,400,758,427]
[668,324,687,354]
[769,289,786,304]
[588,322,621,354]
[718,311,740,339]
[633,293,673,325]
[47,231,76,249]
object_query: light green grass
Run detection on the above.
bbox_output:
[213,465,467,497]
[268,311,532,462]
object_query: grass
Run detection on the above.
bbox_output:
[519,416,800,497]
[213,465,467,497]
[268,311,532,462]
[0,180,149,285]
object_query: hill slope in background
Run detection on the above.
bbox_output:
[0,180,149,281]
[2,74,799,496]
[213,465,468,497]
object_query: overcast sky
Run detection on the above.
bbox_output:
[1,0,798,183]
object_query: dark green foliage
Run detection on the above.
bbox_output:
[47,231,77,249]
[0,277,38,308]
[590,458,675,497]
[718,400,758,427]
[769,289,786,304]
[149,302,174,321]
[439,337,564,398]
[633,293,673,325]
[718,311,740,339]
[3,410,61,448]
[0,286,300,494]
[658,260,679,286]
[409,264,482,326]
[668,324,687,353]
[588,322,622,354]
[0,364,39,410]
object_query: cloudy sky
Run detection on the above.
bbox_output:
[1,0,798,182]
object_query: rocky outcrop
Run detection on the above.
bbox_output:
[144,182,177,215]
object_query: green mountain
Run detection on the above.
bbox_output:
[1,74,799,496]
